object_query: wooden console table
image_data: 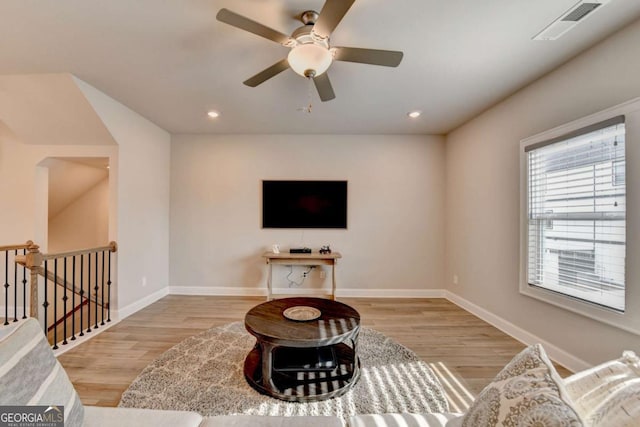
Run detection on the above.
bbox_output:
[262,251,342,300]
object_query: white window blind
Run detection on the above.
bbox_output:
[526,116,626,312]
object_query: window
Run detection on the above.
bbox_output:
[525,116,626,312]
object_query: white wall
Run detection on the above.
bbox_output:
[49,177,109,253]
[445,19,640,367]
[0,136,116,245]
[170,134,445,296]
[77,78,171,315]
[1,75,170,320]
[46,158,108,219]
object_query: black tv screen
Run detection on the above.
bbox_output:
[262,180,347,229]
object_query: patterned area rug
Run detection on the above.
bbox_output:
[119,322,449,420]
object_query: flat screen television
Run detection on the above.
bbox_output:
[262,180,347,229]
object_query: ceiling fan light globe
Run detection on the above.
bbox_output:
[288,44,332,77]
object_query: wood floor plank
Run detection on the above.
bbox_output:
[56,296,572,410]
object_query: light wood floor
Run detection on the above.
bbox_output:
[57,296,571,411]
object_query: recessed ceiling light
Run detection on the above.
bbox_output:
[408,111,421,118]
[207,110,220,118]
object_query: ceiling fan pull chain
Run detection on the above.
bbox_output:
[307,76,314,113]
[299,76,313,114]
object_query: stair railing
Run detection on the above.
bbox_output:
[5,241,118,349]
[0,241,34,325]
[39,242,118,349]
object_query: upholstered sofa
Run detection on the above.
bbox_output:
[348,345,640,427]
[2,318,639,427]
[0,319,343,427]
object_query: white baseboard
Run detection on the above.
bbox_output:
[169,286,266,296]
[53,287,167,357]
[445,290,590,373]
[53,318,120,357]
[1,304,36,321]
[114,287,169,320]
[337,288,446,298]
[1,307,18,322]
[168,286,446,299]
[0,301,121,357]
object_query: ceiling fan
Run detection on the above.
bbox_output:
[216,0,403,102]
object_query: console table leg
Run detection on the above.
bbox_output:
[331,263,336,300]
[267,263,273,301]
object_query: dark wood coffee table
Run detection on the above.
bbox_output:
[244,297,361,402]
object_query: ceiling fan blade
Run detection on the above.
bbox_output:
[313,73,336,102]
[243,59,290,87]
[217,8,293,46]
[333,47,403,67]
[313,0,356,39]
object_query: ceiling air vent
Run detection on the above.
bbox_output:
[533,0,611,41]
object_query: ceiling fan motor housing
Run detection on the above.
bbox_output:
[300,10,319,25]
[288,24,333,77]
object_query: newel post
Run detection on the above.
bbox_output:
[25,241,42,319]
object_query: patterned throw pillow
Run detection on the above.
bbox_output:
[461,344,583,427]
[0,319,84,427]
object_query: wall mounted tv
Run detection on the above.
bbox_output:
[262,180,347,229]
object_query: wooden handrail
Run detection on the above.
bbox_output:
[10,241,116,320]
[0,240,34,252]
[41,241,118,260]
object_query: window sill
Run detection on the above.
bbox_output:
[519,281,639,336]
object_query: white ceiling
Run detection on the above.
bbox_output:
[1,0,640,135]
[0,74,117,145]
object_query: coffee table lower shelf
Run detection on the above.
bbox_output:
[244,343,360,402]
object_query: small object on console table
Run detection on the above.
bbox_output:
[319,245,332,254]
[290,247,312,254]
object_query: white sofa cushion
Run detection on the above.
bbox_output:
[83,406,203,427]
[564,350,640,427]
[587,379,640,427]
[347,412,463,427]
[200,415,344,427]
[0,318,84,427]
[460,344,583,426]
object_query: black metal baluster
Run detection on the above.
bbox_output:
[94,252,99,329]
[101,250,105,326]
[13,250,18,322]
[53,259,59,350]
[62,257,68,345]
[79,254,85,336]
[22,249,27,319]
[3,251,8,325]
[86,255,91,333]
[43,260,49,340]
[107,250,112,323]
[71,256,76,341]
